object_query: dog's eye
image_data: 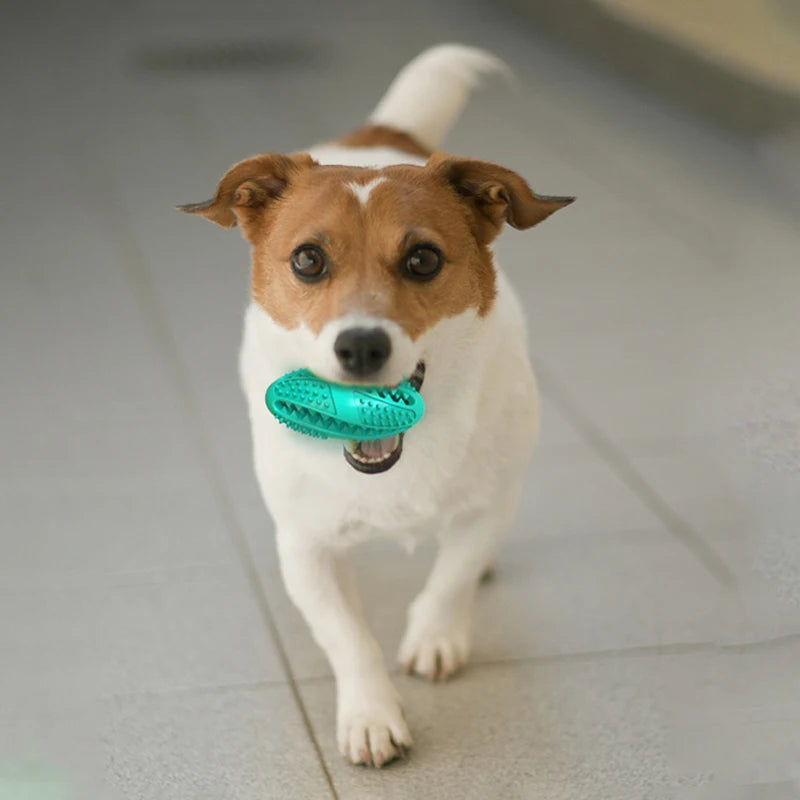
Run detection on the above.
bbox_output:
[291,245,328,282]
[402,245,443,282]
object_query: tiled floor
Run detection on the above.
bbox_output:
[2,0,799,798]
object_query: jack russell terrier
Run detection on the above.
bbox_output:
[179,43,573,767]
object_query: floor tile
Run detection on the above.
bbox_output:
[679,784,800,800]
[514,217,800,446]
[473,528,727,659]
[656,644,800,788]
[103,685,332,800]
[536,391,585,452]
[0,566,285,708]
[1,476,237,592]
[0,685,333,800]
[518,446,661,539]
[298,643,800,799]
[0,698,112,800]
[298,658,680,800]
[629,447,800,643]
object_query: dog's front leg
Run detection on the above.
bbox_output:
[398,502,515,681]
[276,529,412,766]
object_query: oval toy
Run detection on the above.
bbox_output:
[265,368,425,441]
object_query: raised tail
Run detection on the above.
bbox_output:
[368,44,510,151]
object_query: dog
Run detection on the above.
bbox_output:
[179,44,573,767]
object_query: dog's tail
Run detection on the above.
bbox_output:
[368,44,510,151]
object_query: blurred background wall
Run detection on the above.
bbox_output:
[507,0,800,135]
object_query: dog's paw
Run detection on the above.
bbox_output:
[398,600,471,681]
[337,678,412,767]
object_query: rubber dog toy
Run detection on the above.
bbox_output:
[265,368,425,441]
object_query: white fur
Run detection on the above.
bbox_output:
[345,175,388,206]
[308,144,425,168]
[239,45,538,767]
[369,43,510,150]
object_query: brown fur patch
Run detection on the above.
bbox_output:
[337,125,431,159]
[180,151,573,340]
[249,163,495,338]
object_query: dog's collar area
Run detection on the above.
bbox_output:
[341,360,425,474]
[408,360,425,391]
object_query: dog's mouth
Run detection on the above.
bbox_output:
[342,361,425,475]
[343,434,404,474]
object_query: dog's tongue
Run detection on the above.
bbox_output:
[359,435,399,459]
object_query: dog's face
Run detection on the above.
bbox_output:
[180,152,571,472]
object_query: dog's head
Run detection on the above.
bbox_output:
[179,152,572,472]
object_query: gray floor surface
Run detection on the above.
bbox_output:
[2,1,799,798]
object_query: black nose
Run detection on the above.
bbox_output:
[334,327,392,376]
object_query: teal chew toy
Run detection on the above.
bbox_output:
[265,367,425,441]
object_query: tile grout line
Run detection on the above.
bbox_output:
[535,362,738,589]
[82,158,340,800]
[109,677,294,702]
[469,631,800,665]
[294,630,800,686]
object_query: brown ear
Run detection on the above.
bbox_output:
[176,152,315,230]
[428,152,574,242]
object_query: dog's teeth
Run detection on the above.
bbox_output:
[345,434,402,468]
